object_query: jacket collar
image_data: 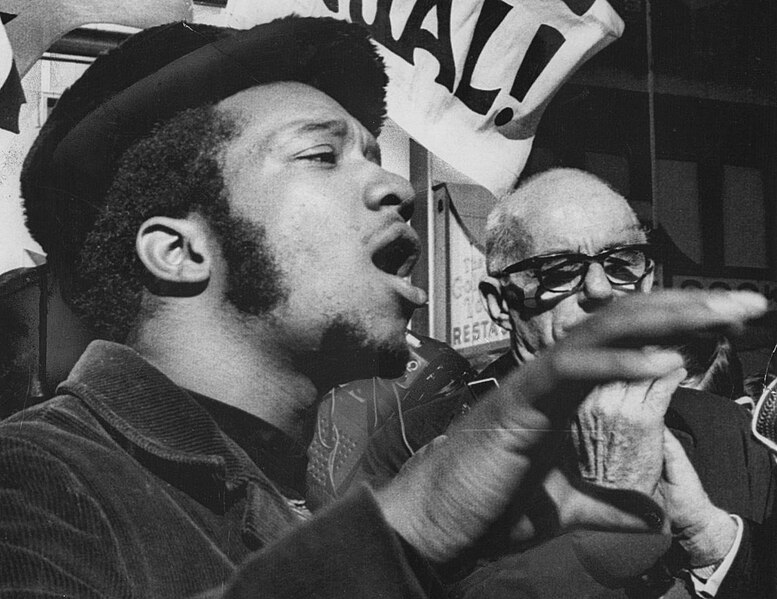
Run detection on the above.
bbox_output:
[58,340,308,549]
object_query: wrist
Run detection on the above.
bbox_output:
[374,432,535,564]
[675,508,737,567]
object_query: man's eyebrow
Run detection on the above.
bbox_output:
[259,119,348,149]
[291,119,349,137]
[600,225,650,250]
[275,118,382,162]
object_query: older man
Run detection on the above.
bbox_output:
[362,168,776,597]
[0,21,765,599]
[454,167,776,597]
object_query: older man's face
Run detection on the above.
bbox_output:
[215,82,427,379]
[505,190,650,359]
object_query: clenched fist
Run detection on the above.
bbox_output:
[571,369,686,495]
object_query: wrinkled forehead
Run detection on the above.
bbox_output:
[518,190,644,258]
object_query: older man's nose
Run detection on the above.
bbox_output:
[581,262,614,302]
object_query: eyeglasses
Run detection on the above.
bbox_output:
[491,244,654,294]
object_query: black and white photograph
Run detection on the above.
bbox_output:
[0,1,776,597]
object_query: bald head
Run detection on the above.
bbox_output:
[485,168,644,274]
[480,168,652,363]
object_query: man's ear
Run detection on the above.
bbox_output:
[479,276,513,331]
[136,216,213,289]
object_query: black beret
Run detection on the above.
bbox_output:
[21,16,387,277]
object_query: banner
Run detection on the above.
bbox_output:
[0,14,12,88]
[0,0,193,77]
[0,13,23,133]
[227,0,624,196]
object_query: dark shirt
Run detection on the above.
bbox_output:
[0,340,440,598]
[194,392,309,499]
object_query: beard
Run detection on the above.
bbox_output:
[287,315,410,392]
[217,213,409,386]
[317,315,411,383]
[214,211,288,317]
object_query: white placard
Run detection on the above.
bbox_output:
[448,208,510,351]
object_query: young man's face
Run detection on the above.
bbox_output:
[216,82,426,378]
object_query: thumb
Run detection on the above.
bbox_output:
[645,367,687,415]
[661,428,717,535]
[662,427,694,484]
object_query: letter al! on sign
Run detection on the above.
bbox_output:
[334,0,583,122]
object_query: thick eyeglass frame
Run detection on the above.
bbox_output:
[491,243,655,294]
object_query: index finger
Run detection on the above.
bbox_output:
[643,367,687,415]
[564,290,766,350]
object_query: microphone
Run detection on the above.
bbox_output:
[752,375,777,454]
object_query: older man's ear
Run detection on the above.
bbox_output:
[639,267,655,293]
[479,277,514,332]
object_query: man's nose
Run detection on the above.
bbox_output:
[365,168,416,221]
[580,262,614,302]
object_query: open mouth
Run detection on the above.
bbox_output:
[372,229,420,278]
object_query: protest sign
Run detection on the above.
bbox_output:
[227,0,623,195]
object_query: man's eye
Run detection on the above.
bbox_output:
[297,148,337,164]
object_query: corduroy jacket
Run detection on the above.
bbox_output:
[0,341,437,598]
